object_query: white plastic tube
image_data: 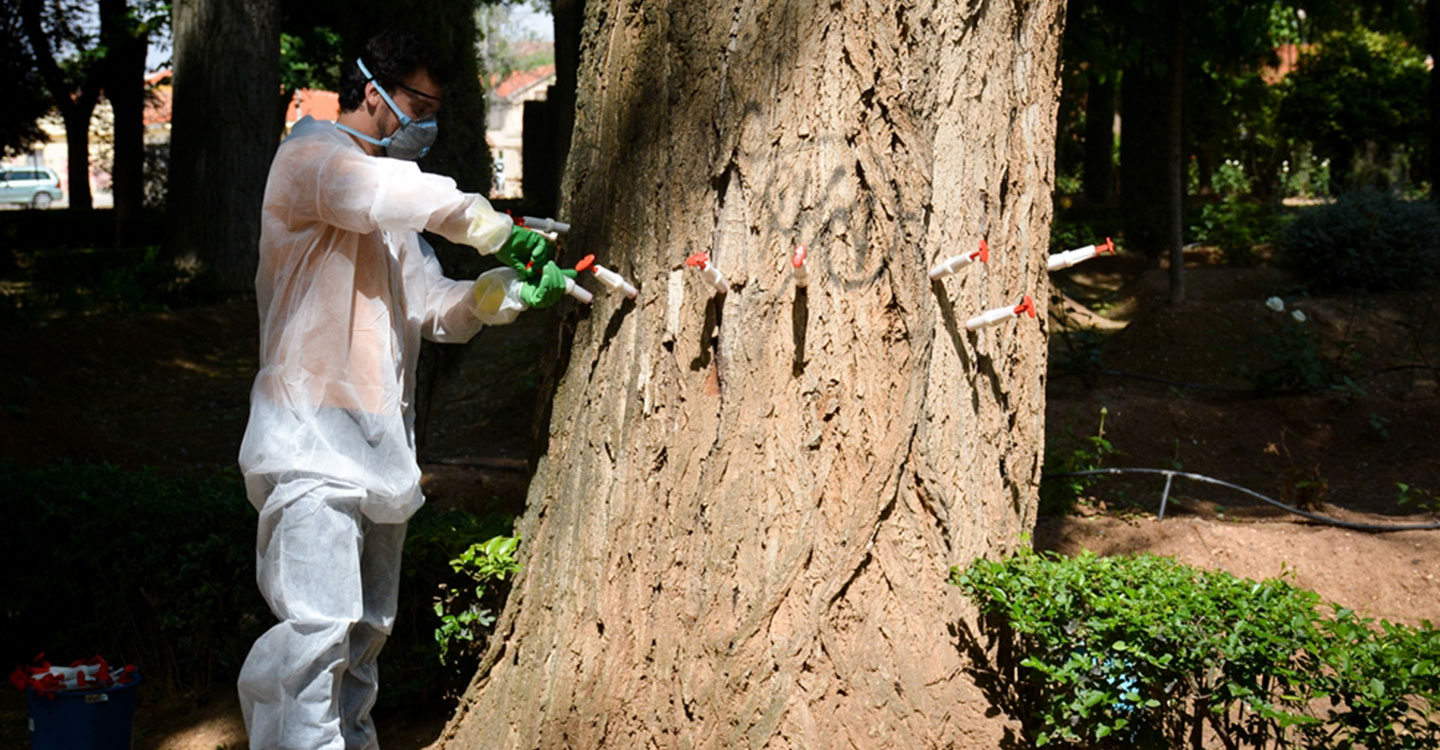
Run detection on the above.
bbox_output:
[564,276,593,304]
[574,254,639,299]
[592,263,639,299]
[686,252,730,294]
[522,216,571,235]
[929,239,990,280]
[965,295,1036,331]
[1046,237,1115,272]
[791,245,809,288]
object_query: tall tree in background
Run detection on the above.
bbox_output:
[438,0,1064,745]
[1432,0,1440,201]
[99,0,156,243]
[1,13,50,159]
[1069,0,1290,303]
[19,0,105,211]
[167,0,279,290]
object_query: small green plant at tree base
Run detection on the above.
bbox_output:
[1040,407,1118,515]
[952,549,1440,748]
[434,534,520,666]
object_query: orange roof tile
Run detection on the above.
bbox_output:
[286,89,341,123]
[492,65,556,100]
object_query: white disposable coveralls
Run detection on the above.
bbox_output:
[236,115,521,750]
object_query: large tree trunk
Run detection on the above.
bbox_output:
[438,0,1063,746]
[166,0,278,291]
[100,0,148,244]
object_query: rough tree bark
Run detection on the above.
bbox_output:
[440,0,1063,746]
[166,0,278,291]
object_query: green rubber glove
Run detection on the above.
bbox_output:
[495,225,553,277]
[521,260,579,309]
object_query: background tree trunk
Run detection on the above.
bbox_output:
[438,0,1064,745]
[60,112,96,212]
[1120,64,1167,260]
[1429,0,1439,203]
[1083,73,1115,204]
[1165,0,1185,305]
[100,0,148,245]
[166,0,279,291]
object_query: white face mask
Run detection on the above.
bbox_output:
[335,58,438,160]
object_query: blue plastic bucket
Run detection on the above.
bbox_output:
[25,673,141,750]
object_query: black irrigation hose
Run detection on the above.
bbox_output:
[1047,467,1440,533]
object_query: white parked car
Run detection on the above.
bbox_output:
[0,166,63,209]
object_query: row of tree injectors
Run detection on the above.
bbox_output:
[526,213,1115,336]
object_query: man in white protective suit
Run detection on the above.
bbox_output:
[235,28,574,749]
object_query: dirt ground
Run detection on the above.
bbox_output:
[1,249,1437,747]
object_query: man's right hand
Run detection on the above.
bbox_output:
[521,261,579,309]
[495,226,553,276]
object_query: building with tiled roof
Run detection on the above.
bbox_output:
[487,65,556,198]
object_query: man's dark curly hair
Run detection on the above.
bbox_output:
[338,28,452,112]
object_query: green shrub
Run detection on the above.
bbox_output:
[0,460,511,708]
[1236,301,1359,394]
[3,245,219,320]
[1187,199,1286,265]
[0,462,265,695]
[433,534,520,666]
[375,505,516,708]
[1278,191,1440,292]
[953,549,1440,748]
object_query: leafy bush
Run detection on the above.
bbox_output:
[953,549,1440,748]
[375,505,516,708]
[0,462,265,695]
[1278,191,1440,291]
[0,460,512,708]
[1238,300,1358,394]
[1281,29,1429,191]
[3,244,218,320]
[1187,199,1286,265]
[433,534,520,666]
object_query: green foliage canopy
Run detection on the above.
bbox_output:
[1281,28,1429,182]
